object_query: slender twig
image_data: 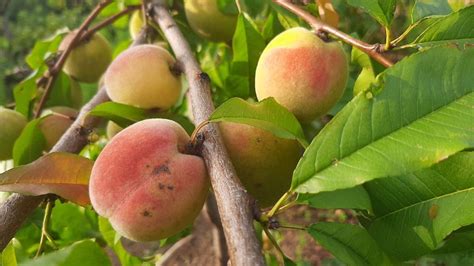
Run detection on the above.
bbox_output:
[81,4,141,42]
[35,199,54,257]
[34,0,113,119]
[273,0,393,68]
[151,1,265,265]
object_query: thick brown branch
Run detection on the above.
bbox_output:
[0,30,149,253]
[34,0,113,118]
[274,0,394,68]
[151,1,264,265]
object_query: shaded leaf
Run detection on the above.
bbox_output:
[407,5,474,47]
[292,47,474,195]
[298,186,372,212]
[226,14,266,98]
[308,223,392,265]
[20,240,110,266]
[1,241,17,266]
[13,118,47,166]
[0,152,92,206]
[346,0,396,26]
[209,97,308,147]
[365,152,474,260]
[412,0,452,23]
[88,102,194,135]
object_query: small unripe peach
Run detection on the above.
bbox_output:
[0,107,27,160]
[129,11,144,40]
[256,27,348,122]
[90,119,209,241]
[219,122,302,207]
[184,0,237,42]
[60,31,112,83]
[105,45,182,110]
[39,107,78,150]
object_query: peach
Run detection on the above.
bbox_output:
[255,27,348,122]
[219,122,302,207]
[105,45,182,110]
[89,119,209,241]
[184,0,237,42]
[39,107,78,150]
[0,107,27,160]
[60,31,112,83]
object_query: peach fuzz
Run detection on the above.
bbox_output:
[105,45,182,110]
[255,27,348,122]
[219,122,302,207]
[89,119,209,242]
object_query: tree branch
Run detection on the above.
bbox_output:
[0,30,149,253]
[34,0,113,118]
[150,1,264,265]
[274,0,394,68]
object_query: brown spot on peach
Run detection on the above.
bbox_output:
[152,164,170,175]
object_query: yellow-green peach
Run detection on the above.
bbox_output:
[184,0,237,42]
[89,119,209,241]
[60,31,112,83]
[105,45,181,110]
[219,122,302,207]
[0,108,27,160]
[255,27,348,122]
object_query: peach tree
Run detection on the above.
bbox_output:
[0,0,473,265]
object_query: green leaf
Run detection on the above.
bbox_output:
[298,186,372,212]
[434,227,474,255]
[12,118,47,166]
[45,72,82,109]
[364,152,474,260]
[408,5,474,47]
[346,0,396,26]
[88,102,194,134]
[25,33,63,69]
[209,97,308,147]
[351,48,376,95]
[262,11,285,42]
[308,223,392,265]
[226,14,266,98]
[292,47,474,194]
[20,240,111,266]
[13,70,42,117]
[88,102,151,128]
[217,0,239,15]
[1,241,17,266]
[50,201,98,245]
[271,3,301,29]
[98,217,141,266]
[412,0,452,23]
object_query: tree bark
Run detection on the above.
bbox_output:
[151,1,265,265]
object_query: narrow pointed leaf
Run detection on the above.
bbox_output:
[308,223,392,265]
[0,152,92,206]
[209,97,308,147]
[407,5,474,47]
[364,152,474,260]
[292,47,474,194]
